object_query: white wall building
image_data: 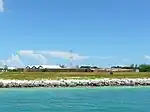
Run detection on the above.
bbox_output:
[8,67,17,70]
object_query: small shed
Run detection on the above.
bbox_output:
[135,69,139,72]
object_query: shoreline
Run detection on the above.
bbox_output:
[0,78,150,88]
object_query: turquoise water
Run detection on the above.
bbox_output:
[0,87,150,112]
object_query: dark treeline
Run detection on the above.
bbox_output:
[111,64,150,72]
[138,64,150,72]
[111,64,138,69]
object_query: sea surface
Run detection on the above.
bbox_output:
[0,87,150,112]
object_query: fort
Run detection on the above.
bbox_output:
[0,64,135,72]
[0,65,149,88]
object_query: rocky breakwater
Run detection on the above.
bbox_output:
[0,78,150,88]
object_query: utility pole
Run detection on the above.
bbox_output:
[69,50,73,68]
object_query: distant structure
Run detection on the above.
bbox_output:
[69,50,73,68]
[26,65,62,69]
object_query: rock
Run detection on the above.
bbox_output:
[0,78,150,88]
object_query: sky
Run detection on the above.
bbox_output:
[0,0,150,67]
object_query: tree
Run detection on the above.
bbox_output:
[60,65,65,68]
[130,64,135,69]
[80,66,91,69]
[135,64,138,69]
[91,66,98,69]
[138,64,150,72]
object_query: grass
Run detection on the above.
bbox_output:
[0,72,150,80]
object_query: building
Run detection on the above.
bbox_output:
[26,65,62,69]
[7,66,17,70]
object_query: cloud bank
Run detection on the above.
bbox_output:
[39,51,89,60]
[6,54,25,67]
[0,54,25,68]
[18,50,47,64]
[18,50,113,61]
[0,50,114,67]
[0,0,4,12]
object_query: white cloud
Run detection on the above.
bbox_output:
[0,60,5,66]
[18,50,47,64]
[0,50,114,67]
[0,54,25,68]
[6,54,25,67]
[0,0,4,12]
[40,51,89,60]
[144,55,150,59]
[18,50,113,62]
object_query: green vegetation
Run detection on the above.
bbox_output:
[138,64,150,72]
[0,72,150,80]
[112,64,150,72]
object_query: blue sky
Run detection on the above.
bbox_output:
[0,0,150,67]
